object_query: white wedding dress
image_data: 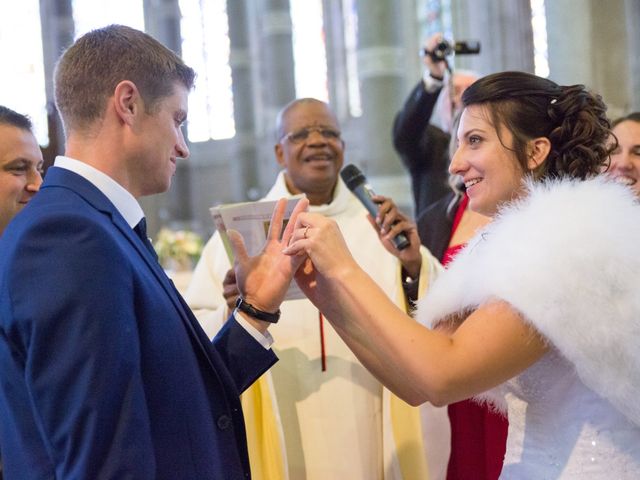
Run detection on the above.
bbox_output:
[417,177,640,478]
[499,350,640,478]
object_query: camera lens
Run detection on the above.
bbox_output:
[424,40,452,61]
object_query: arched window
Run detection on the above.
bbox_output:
[72,0,145,38]
[0,1,48,145]
[290,0,329,102]
[342,0,361,117]
[179,0,235,142]
[530,0,549,77]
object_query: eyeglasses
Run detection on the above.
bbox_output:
[280,126,342,144]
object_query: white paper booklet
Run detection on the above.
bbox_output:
[209,196,306,301]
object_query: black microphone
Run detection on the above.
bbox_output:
[340,164,410,250]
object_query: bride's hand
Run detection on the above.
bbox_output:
[283,212,360,296]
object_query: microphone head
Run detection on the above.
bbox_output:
[340,164,366,191]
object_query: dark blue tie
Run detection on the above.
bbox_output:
[133,218,158,260]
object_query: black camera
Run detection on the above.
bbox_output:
[424,40,481,62]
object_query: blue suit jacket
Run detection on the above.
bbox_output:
[0,167,277,479]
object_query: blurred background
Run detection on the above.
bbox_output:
[1,0,638,239]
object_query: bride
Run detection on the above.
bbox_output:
[234,71,640,478]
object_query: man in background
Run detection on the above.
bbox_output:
[186,98,446,479]
[0,105,43,480]
[0,106,42,236]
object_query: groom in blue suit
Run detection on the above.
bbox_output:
[0,25,296,480]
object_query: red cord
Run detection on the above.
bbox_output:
[319,311,326,372]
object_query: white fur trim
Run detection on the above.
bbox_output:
[417,177,640,425]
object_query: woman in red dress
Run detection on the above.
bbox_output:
[418,187,507,479]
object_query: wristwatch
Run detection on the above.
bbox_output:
[235,297,281,323]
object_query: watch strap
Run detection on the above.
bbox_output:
[235,297,281,323]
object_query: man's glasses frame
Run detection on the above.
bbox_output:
[280,126,342,144]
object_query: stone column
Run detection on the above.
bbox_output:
[545,0,631,117]
[141,0,192,234]
[39,0,75,167]
[227,0,261,201]
[449,0,535,74]
[252,0,296,185]
[144,0,182,51]
[545,0,592,85]
[355,0,412,205]
[321,0,349,120]
[624,0,639,112]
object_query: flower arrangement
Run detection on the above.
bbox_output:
[154,227,204,271]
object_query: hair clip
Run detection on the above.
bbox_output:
[550,98,557,105]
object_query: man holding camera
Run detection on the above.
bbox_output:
[392,33,477,216]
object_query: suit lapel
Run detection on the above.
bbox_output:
[42,168,220,374]
[112,213,223,378]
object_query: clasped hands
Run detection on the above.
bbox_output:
[226,196,348,327]
[226,195,422,328]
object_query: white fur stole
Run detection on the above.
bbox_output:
[416,176,640,426]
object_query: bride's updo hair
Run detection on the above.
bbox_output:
[461,71,613,180]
